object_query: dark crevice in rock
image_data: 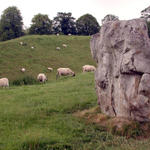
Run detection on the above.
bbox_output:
[128,71,143,76]
[112,40,124,49]
[105,106,109,112]
[123,47,130,54]
[146,22,150,38]
[131,55,136,71]
[98,80,108,89]
[130,27,133,32]
[140,90,149,96]
[111,84,116,116]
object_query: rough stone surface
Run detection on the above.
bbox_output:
[141,6,150,19]
[90,18,150,122]
[101,14,119,25]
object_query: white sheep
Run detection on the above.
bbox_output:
[56,68,75,79]
[0,78,9,87]
[47,67,53,72]
[56,33,59,36]
[56,47,61,50]
[21,68,26,72]
[20,41,27,46]
[37,73,47,83]
[31,46,34,49]
[82,65,96,72]
[62,44,67,48]
[20,41,23,45]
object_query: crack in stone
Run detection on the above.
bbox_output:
[111,84,116,116]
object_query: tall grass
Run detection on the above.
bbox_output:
[11,76,38,86]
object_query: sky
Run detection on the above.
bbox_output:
[0,0,150,28]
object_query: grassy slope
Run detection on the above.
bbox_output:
[0,73,96,150]
[0,35,95,82]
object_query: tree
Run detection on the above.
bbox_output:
[0,6,23,41]
[29,14,52,35]
[52,12,77,35]
[76,14,100,35]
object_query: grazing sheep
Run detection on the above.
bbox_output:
[0,78,9,87]
[68,33,71,36]
[21,68,26,72]
[20,42,27,46]
[48,67,53,72]
[56,68,75,79]
[62,44,67,48]
[37,73,47,83]
[31,46,34,49]
[56,33,59,36]
[82,65,96,72]
[56,47,61,50]
[20,41,23,45]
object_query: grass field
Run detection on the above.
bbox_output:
[0,73,150,150]
[0,35,150,150]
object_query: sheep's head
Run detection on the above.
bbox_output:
[72,72,75,77]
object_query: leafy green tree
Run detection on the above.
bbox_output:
[29,13,52,35]
[76,14,100,35]
[0,6,23,41]
[52,12,77,35]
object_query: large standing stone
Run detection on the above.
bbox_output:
[90,18,150,122]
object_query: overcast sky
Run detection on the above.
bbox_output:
[0,0,149,27]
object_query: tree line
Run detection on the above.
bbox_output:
[0,6,100,41]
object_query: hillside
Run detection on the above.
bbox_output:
[0,35,95,82]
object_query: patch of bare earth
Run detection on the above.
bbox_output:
[73,106,150,139]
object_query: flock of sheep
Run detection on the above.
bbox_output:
[0,39,96,87]
[37,65,96,82]
[0,65,96,87]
